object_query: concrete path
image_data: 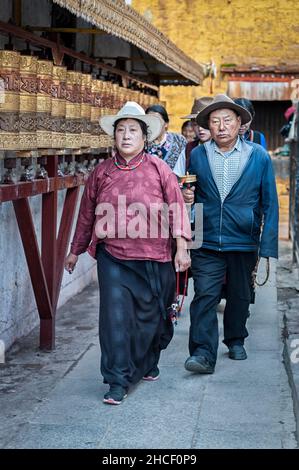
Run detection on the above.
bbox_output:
[1,259,297,449]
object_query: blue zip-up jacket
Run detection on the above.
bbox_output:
[189,141,279,258]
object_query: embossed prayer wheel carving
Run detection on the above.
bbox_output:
[0,46,159,152]
[80,73,92,148]
[112,83,121,112]
[19,54,38,150]
[90,78,102,148]
[118,86,126,109]
[103,81,114,115]
[0,50,20,150]
[51,65,67,149]
[36,59,53,148]
[65,71,82,149]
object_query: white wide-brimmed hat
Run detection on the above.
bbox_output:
[100,101,162,142]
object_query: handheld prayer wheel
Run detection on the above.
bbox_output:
[179,172,197,189]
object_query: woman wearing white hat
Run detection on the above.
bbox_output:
[64,102,191,405]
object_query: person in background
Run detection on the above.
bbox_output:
[181,120,197,143]
[234,98,267,149]
[175,97,213,189]
[145,104,187,175]
[64,102,191,405]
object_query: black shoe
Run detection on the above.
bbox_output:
[103,385,128,405]
[184,355,215,374]
[228,344,247,360]
[142,366,160,381]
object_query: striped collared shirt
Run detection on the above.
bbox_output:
[204,137,252,202]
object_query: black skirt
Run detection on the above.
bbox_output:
[96,245,175,388]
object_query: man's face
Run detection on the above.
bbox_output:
[208,108,241,148]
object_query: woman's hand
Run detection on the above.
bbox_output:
[174,248,191,272]
[182,186,195,204]
[64,252,78,274]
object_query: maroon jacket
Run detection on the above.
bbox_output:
[185,139,200,170]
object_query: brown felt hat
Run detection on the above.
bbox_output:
[195,94,252,129]
[181,96,213,119]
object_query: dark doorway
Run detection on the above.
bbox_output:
[251,100,292,151]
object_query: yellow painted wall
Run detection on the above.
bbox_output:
[132,0,299,131]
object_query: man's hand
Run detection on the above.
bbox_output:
[182,186,195,204]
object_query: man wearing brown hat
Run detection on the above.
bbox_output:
[184,94,279,374]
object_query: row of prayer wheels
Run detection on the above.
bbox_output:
[0,50,159,151]
[0,148,105,185]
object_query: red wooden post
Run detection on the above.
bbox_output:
[6,155,86,350]
[42,156,58,308]
[13,198,54,349]
[54,186,80,311]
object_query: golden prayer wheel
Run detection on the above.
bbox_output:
[51,65,67,149]
[90,78,101,148]
[36,59,53,149]
[104,82,115,114]
[80,73,92,148]
[65,71,82,149]
[0,50,20,150]
[118,86,125,108]
[98,81,106,116]
[19,54,38,150]
[112,83,121,111]
[91,79,109,148]
[179,172,197,188]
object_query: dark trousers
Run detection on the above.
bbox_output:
[96,245,175,388]
[189,248,258,364]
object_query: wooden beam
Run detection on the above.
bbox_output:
[0,175,86,203]
[0,21,159,91]
[13,0,22,27]
[29,27,106,35]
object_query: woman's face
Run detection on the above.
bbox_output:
[197,126,211,143]
[115,119,145,159]
[147,111,168,140]
[239,119,252,135]
[182,124,196,142]
[191,121,211,143]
